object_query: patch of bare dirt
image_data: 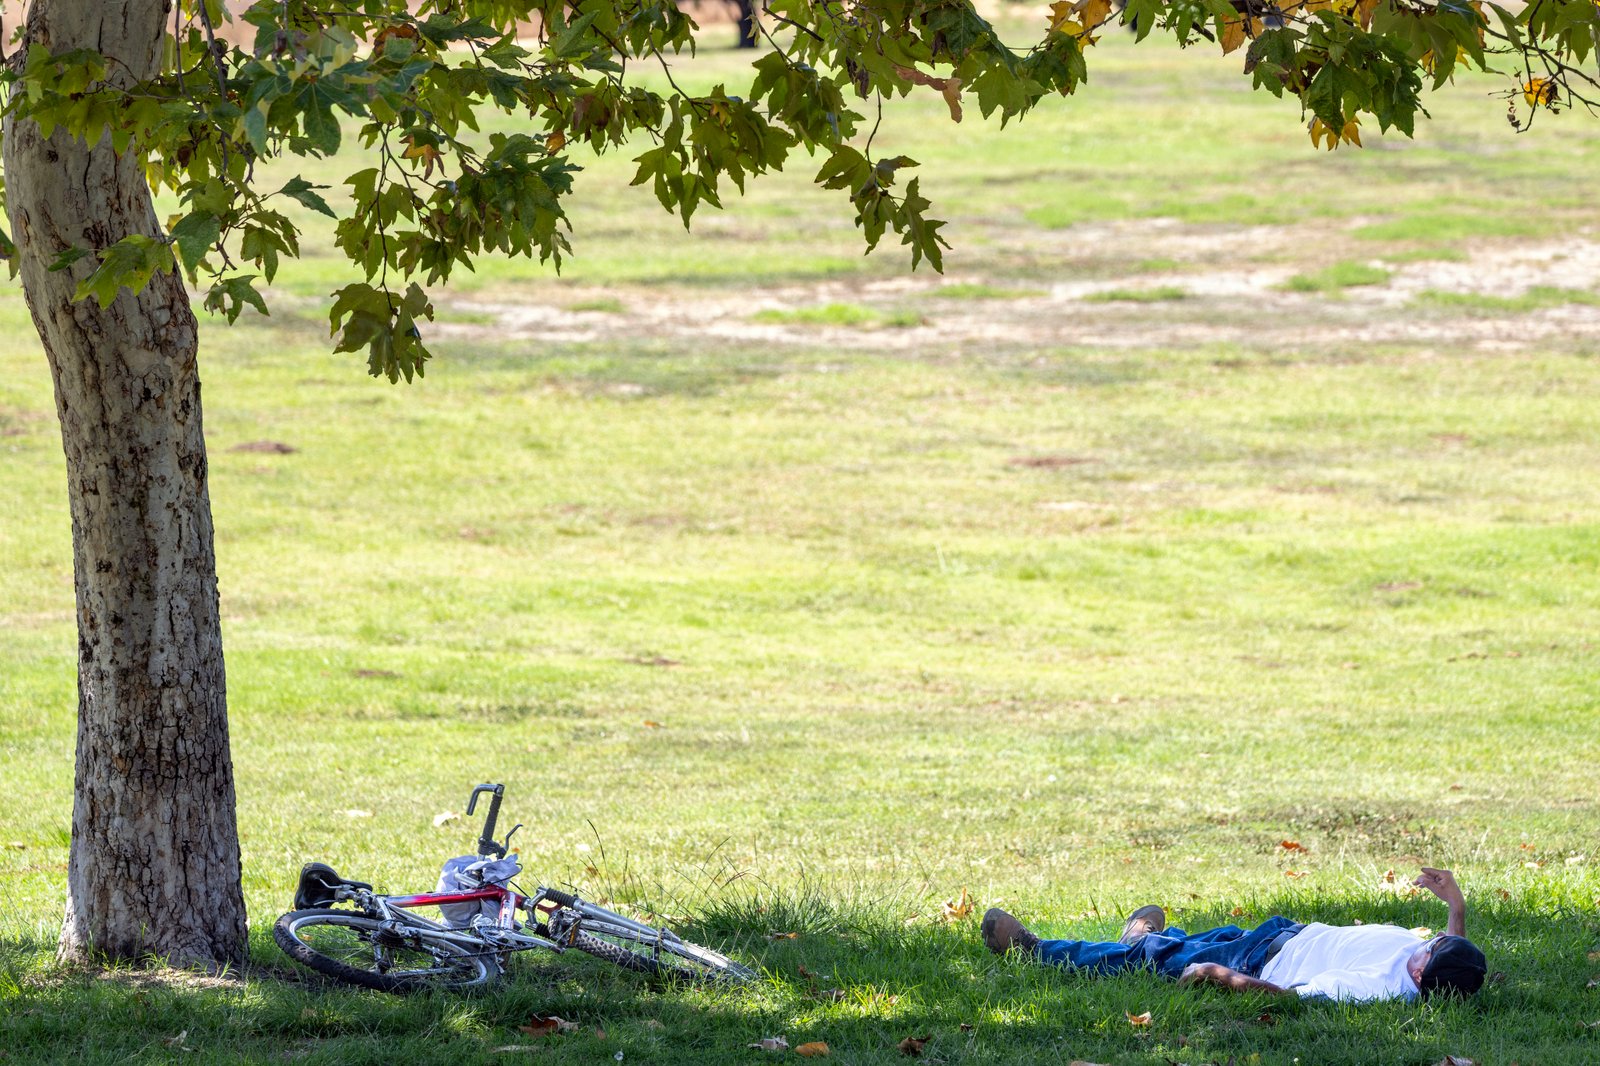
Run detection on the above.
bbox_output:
[433,223,1600,358]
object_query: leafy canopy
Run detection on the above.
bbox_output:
[0,0,1594,381]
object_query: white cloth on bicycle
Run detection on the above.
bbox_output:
[435,854,522,928]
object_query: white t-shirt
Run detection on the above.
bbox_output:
[1258,923,1423,1002]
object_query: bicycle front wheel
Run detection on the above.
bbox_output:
[274,908,497,993]
[567,919,756,984]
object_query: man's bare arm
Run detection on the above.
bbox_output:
[1414,867,1467,938]
[1177,962,1291,995]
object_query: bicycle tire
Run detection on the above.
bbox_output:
[274,908,497,993]
[568,922,756,984]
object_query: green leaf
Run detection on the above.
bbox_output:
[280,177,338,218]
[46,246,92,273]
[171,212,221,275]
[73,235,174,307]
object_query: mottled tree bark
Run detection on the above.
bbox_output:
[3,0,246,967]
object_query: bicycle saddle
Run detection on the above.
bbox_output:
[293,861,374,909]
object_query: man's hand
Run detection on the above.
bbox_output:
[1178,962,1288,995]
[1414,867,1467,937]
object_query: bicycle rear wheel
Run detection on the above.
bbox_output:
[274,908,497,993]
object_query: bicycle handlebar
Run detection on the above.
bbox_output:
[466,783,505,858]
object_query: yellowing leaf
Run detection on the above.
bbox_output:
[545,129,567,154]
[401,135,443,176]
[941,887,975,921]
[1077,0,1114,29]
[941,77,964,123]
[796,1042,831,1057]
[1524,78,1557,107]
[1220,17,1247,54]
[1279,840,1305,851]
[1126,1011,1152,1027]
[1308,117,1362,150]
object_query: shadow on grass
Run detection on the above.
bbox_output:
[3,882,1597,1065]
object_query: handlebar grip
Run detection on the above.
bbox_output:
[543,888,579,908]
[467,783,506,857]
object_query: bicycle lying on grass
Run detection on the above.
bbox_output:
[274,783,756,992]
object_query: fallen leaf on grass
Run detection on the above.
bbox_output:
[1230,907,1246,917]
[1581,1021,1600,1030]
[1126,1011,1152,1027]
[1586,977,1599,989]
[1589,951,1600,962]
[959,1023,975,1032]
[1496,889,1513,900]
[641,720,663,729]
[519,1016,578,1037]
[941,887,975,921]
[796,1042,830,1057]
[1283,870,1307,879]
[1433,1057,1479,1066]
[748,1037,790,1051]
[1279,840,1304,851]
[595,1026,606,1040]
[5,842,23,850]
[897,1035,929,1056]
[766,931,799,940]
[162,1031,194,1050]
[432,811,459,827]
[643,1020,664,1030]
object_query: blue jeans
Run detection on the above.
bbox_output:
[1034,916,1303,979]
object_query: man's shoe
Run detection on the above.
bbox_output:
[1119,904,1166,945]
[981,908,1040,955]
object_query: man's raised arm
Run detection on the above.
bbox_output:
[1414,867,1467,938]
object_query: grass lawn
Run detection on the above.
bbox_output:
[3,20,1600,1066]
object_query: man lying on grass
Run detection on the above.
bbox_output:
[982,867,1486,1002]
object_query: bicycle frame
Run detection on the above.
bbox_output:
[328,879,680,958]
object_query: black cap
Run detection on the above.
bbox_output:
[1418,935,1487,997]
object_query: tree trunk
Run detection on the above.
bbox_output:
[3,0,246,968]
